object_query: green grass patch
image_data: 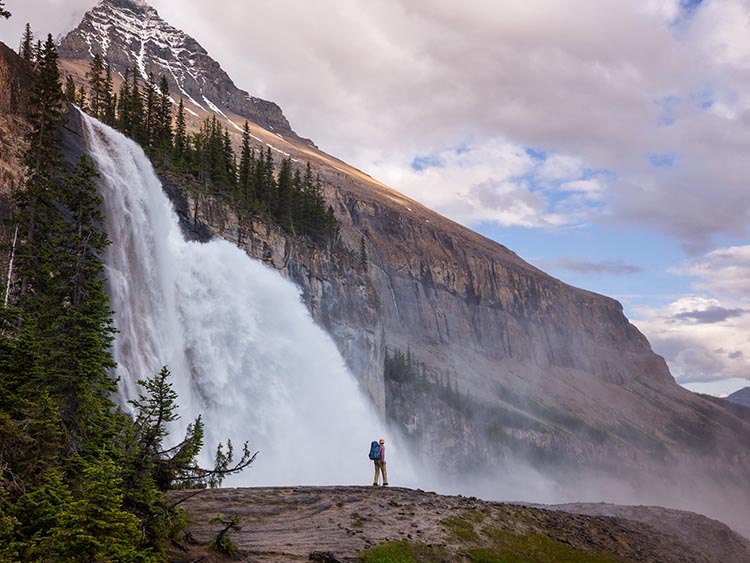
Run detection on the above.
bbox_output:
[358,541,451,563]
[479,528,630,563]
[443,509,485,542]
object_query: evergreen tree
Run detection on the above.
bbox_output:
[46,459,147,563]
[359,236,369,271]
[15,34,65,301]
[64,74,76,102]
[149,74,172,164]
[86,52,104,119]
[117,67,131,133]
[325,205,339,245]
[20,23,33,61]
[0,1,10,19]
[127,367,256,491]
[263,147,275,214]
[174,97,187,163]
[103,63,115,125]
[275,157,293,229]
[144,71,157,147]
[75,84,87,111]
[46,154,117,440]
[129,67,145,144]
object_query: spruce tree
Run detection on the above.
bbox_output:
[75,84,87,111]
[16,34,65,301]
[156,74,172,156]
[359,236,369,271]
[64,74,76,102]
[144,71,157,147]
[47,459,146,563]
[129,67,145,143]
[86,52,104,118]
[20,23,33,60]
[103,63,115,125]
[0,1,10,19]
[275,157,293,229]
[238,121,254,208]
[174,97,187,163]
[117,67,131,133]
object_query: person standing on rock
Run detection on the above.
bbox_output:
[373,438,388,486]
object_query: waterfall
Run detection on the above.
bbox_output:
[81,114,411,486]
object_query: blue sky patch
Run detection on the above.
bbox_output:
[648,153,677,168]
[410,154,446,172]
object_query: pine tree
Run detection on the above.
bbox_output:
[20,23,33,61]
[0,1,10,19]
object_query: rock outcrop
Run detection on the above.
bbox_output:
[168,486,750,563]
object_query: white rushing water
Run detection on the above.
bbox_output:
[82,114,410,486]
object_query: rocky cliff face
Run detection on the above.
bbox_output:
[0,42,31,302]
[58,0,310,144]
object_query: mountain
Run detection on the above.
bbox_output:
[58,0,311,145]
[727,387,750,408]
[1,0,747,535]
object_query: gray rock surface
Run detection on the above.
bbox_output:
[168,486,750,563]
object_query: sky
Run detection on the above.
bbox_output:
[1,0,748,396]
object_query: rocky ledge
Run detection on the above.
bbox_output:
[167,486,750,563]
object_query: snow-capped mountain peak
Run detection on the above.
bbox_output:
[59,0,304,142]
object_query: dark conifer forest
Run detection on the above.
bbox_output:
[68,55,341,248]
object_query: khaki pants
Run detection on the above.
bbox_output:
[373,460,388,485]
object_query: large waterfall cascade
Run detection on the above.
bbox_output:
[82,114,417,486]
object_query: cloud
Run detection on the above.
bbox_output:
[632,246,750,384]
[672,306,748,324]
[672,245,750,296]
[633,296,750,383]
[554,258,642,275]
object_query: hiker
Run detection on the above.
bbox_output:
[370,438,388,486]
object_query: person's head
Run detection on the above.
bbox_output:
[379,438,385,444]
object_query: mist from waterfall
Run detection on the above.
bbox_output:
[81,114,415,487]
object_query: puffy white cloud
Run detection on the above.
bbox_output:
[672,246,750,296]
[632,247,750,385]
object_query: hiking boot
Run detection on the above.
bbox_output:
[383,483,389,486]
[372,483,379,486]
